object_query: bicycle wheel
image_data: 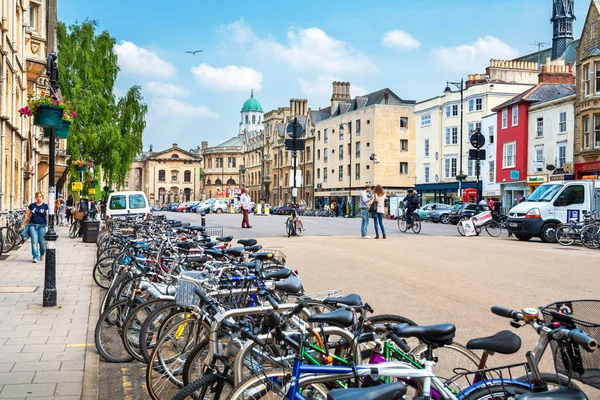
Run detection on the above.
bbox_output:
[462,382,531,399]
[1,228,15,253]
[122,298,172,362]
[398,217,407,232]
[69,221,79,239]
[172,373,234,400]
[411,216,422,234]
[285,218,293,237]
[457,217,469,236]
[227,369,329,400]
[94,299,140,363]
[6,228,20,249]
[580,225,600,249]
[294,220,304,237]
[93,256,117,290]
[145,317,210,400]
[515,372,580,391]
[555,226,575,246]
[139,303,183,362]
[359,314,421,362]
[485,221,501,237]
[411,342,480,392]
[0,230,3,256]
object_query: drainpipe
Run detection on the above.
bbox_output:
[10,4,17,210]
[20,4,26,207]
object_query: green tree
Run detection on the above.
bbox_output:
[57,20,147,186]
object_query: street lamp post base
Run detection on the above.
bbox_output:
[43,230,58,307]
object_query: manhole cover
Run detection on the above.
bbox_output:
[0,286,39,293]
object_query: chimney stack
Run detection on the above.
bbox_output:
[201,141,208,150]
[331,81,351,112]
[172,143,178,148]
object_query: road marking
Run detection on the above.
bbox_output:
[66,343,94,347]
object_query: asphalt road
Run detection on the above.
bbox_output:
[99,212,599,398]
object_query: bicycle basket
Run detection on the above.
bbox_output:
[261,249,287,265]
[175,271,204,307]
[540,300,600,389]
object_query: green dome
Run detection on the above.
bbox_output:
[241,91,262,112]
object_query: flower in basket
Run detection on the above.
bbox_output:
[61,100,77,122]
[18,91,65,117]
[71,160,85,167]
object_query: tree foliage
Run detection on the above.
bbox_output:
[57,20,147,186]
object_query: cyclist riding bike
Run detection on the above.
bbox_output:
[403,189,419,227]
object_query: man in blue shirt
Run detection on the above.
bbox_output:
[359,184,372,238]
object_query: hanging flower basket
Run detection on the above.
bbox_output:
[76,165,86,172]
[44,120,71,139]
[91,179,99,186]
[72,160,88,172]
[456,174,467,181]
[33,105,63,128]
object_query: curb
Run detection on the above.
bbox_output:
[82,274,100,399]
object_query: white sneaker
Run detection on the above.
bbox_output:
[362,235,372,239]
[32,258,38,263]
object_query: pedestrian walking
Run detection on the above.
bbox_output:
[372,185,387,239]
[99,197,107,220]
[58,199,66,226]
[489,198,495,211]
[55,195,64,225]
[19,191,48,263]
[240,188,252,228]
[66,194,74,225]
[359,184,372,239]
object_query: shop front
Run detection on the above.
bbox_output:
[315,188,409,216]
[575,161,600,179]
[549,173,576,182]
[415,181,478,205]
[526,174,548,194]
[501,182,528,211]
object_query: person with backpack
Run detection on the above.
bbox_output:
[403,189,420,227]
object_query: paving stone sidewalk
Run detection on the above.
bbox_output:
[0,225,97,399]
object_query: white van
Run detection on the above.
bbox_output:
[507,180,600,242]
[106,191,150,219]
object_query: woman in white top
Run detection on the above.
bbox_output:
[372,184,387,239]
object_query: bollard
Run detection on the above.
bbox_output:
[201,212,206,226]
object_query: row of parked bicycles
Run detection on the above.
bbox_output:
[555,210,600,249]
[0,209,26,256]
[93,214,600,399]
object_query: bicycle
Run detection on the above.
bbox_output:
[457,214,502,237]
[397,207,421,234]
[555,211,594,246]
[69,218,82,239]
[285,208,304,237]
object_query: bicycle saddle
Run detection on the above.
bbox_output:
[223,247,244,257]
[237,239,257,247]
[517,388,588,400]
[308,307,354,328]
[467,330,521,354]
[263,268,292,280]
[393,322,455,346]
[249,251,274,261]
[215,235,233,242]
[274,276,304,295]
[327,382,406,400]
[323,293,362,307]
[244,244,262,252]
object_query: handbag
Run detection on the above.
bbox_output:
[369,195,377,213]
[74,211,85,220]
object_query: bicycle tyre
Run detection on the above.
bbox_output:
[0,230,3,256]
[172,373,234,400]
[555,226,575,246]
[411,216,422,234]
[294,220,304,237]
[226,369,329,400]
[69,221,79,239]
[122,298,172,362]
[410,342,480,389]
[462,382,531,399]
[94,299,139,363]
[485,221,502,237]
[398,217,407,232]
[457,217,468,236]
[580,225,600,249]
[181,338,211,387]
[359,314,421,361]
[93,256,117,290]
[515,372,580,390]
[6,228,20,249]
[139,303,183,362]
[1,228,15,253]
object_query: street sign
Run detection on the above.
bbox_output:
[285,138,305,151]
[510,170,520,180]
[72,182,82,191]
[89,188,96,194]
[470,132,485,148]
[468,149,486,160]
[286,118,305,138]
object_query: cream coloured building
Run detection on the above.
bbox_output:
[202,137,242,199]
[124,143,203,205]
[313,81,416,214]
[0,0,63,210]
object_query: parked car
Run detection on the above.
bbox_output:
[448,203,490,225]
[414,204,447,220]
[186,201,201,213]
[428,204,453,224]
[168,202,180,212]
[211,198,233,214]
[195,199,215,214]
[177,202,190,212]
[150,205,161,212]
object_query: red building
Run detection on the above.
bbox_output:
[492,68,575,206]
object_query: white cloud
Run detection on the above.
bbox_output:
[191,64,262,92]
[152,98,218,119]
[144,82,190,98]
[431,36,519,73]
[114,41,176,80]
[382,30,421,49]
[225,21,376,75]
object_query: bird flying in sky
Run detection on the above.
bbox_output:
[185,50,203,54]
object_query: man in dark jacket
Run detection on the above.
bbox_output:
[403,189,420,226]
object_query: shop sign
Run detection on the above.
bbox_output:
[574,161,600,173]
[72,182,82,191]
[484,190,501,196]
[510,170,520,180]
[328,191,350,196]
[526,175,547,184]
[550,174,575,181]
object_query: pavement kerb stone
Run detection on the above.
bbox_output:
[82,280,100,400]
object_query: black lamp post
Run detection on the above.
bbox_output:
[43,52,59,307]
[445,79,464,200]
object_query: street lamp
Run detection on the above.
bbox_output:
[339,122,354,217]
[445,79,464,200]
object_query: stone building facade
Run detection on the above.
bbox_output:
[574,0,600,178]
[313,81,416,214]
[0,0,62,210]
[202,136,242,199]
[124,143,203,205]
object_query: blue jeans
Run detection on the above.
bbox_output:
[406,208,416,225]
[373,212,386,236]
[28,224,47,261]
[360,209,369,237]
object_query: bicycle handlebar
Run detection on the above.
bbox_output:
[552,328,598,353]
[491,305,523,321]
[389,332,411,353]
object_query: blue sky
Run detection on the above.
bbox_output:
[58,0,590,152]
